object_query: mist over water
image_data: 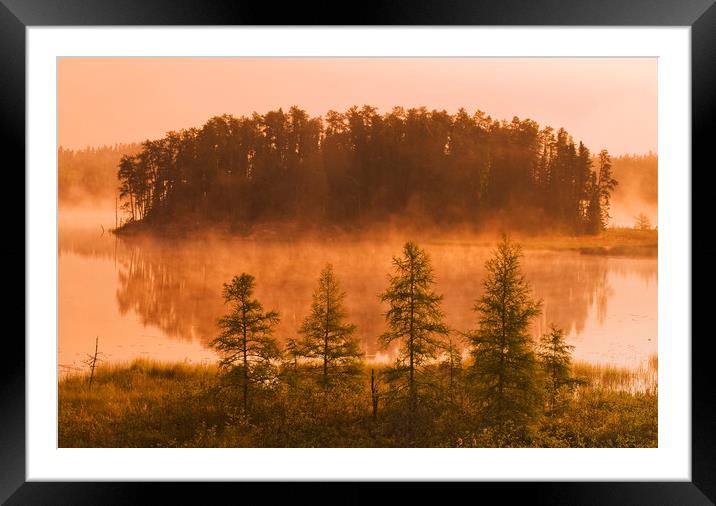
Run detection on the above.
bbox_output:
[58,204,657,375]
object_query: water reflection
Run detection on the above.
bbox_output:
[58,227,657,369]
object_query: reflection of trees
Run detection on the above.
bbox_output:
[435,248,617,343]
[524,253,613,336]
[114,240,223,345]
[609,257,658,285]
[63,229,657,357]
[59,227,119,260]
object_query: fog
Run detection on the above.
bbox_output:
[609,153,658,228]
[58,204,657,373]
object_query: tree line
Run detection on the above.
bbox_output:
[116,107,618,234]
[211,236,579,442]
[59,144,140,202]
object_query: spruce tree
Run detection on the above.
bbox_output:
[537,325,575,413]
[210,273,281,414]
[585,171,603,234]
[634,213,652,231]
[467,236,542,435]
[379,242,449,419]
[298,263,363,387]
[575,142,593,232]
[596,149,618,229]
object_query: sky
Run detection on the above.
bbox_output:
[58,57,657,155]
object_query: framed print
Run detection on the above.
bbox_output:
[6,0,713,503]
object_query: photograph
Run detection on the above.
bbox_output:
[57,56,658,449]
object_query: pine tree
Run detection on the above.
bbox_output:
[575,142,593,232]
[210,273,281,414]
[537,325,575,413]
[585,171,602,234]
[597,149,618,229]
[379,242,449,420]
[298,263,363,387]
[281,337,303,387]
[440,334,463,400]
[634,213,651,231]
[284,337,302,371]
[467,235,542,435]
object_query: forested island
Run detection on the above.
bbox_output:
[112,106,621,234]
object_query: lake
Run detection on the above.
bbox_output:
[58,206,657,376]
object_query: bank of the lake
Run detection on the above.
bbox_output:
[59,358,657,448]
[114,221,657,257]
[425,228,658,257]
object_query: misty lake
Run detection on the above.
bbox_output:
[58,207,657,376]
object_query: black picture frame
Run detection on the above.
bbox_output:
[5,1,712,503]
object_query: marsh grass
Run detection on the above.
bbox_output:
[425,228,657,255]
[59,356,657,448]
[572,354,657,394]
[59,359,225,447]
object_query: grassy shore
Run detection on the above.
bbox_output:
[59,358,657,448]
[426,228,657,256]
[115,221,657,257]
[518,228,657,256]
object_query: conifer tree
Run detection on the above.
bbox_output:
[379,242,449,419]
[210,273,281,414]
[585,171,603,234]
[298,263,362,387]
[440,335,463,400]
[596,149,618,229]
[467,236,542,434]
[537,325,575,413]
[575,142,593,232]
[634,213,651,231]
[284,337,302,371]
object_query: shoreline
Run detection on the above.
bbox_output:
[112,221,658,257]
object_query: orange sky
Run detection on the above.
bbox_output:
[58,58,656,155]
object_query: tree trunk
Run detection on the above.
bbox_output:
[323,291,330,389]
[88,336,99,391]
[371,368,378,419]
[408,260,416,437]
[497,284,507,429]
[242,307,249,415]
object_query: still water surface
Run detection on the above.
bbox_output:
[58,209,657,375]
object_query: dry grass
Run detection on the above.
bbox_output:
[424,228,657,256]
[59,356,657,448]
[572,354,657,394]
[59,359,220,447]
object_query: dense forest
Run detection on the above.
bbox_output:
[112,107,621,234]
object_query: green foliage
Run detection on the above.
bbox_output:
[467,235,543,433]
[379,242,449,420]
[210,273,281,414]
[537,326,576,413]
[298,263,363,387]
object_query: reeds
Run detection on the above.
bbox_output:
[572,354,657,394]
